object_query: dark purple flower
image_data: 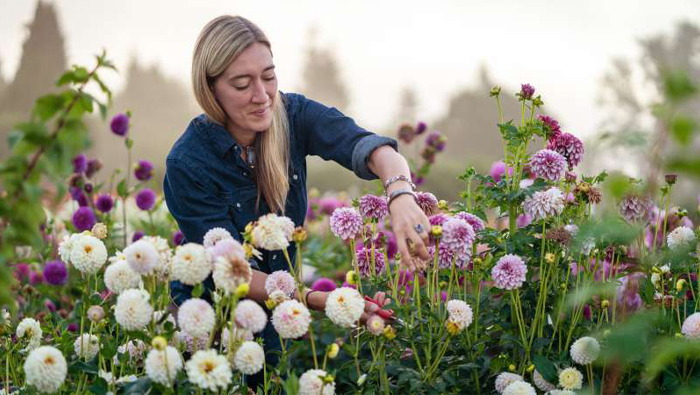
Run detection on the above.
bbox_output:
[67,323,78,332]
[132,230,145,242]
[135,188,156,211]
[547,132,584,169]
[319,197,345,216]
[13,263,30,281]
[429,214,449,227]
[70,187,89,207]
[519,84,535,100]
[85,159,102,179]
[110,113,129,136]
[311,278,337,292]
[95,194,114,213]
[134,160,154,181]
[425,131,446,152]
[72,207,96,231]
[43,260,68,286]
[72,154,87,173]
[415,121,427,135]
[172,230,184,246]
[29,271,43,285]
[537,115,561,137]
[44,299,56,313]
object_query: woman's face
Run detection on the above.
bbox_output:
[212,42,277,136]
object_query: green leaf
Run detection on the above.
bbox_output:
[88,378,109,395]
[670,116,696,145]
[663,70,698,103]
[123,377,152,394]
[191,283,204,298]
[117,180,128,198]
[33,94,65,121]
[666,158,700,179]
[533,354,558,384]
[68,360,99,374]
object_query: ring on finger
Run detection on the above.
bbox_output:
[413,223,425,234]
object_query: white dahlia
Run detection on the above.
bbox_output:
[234,341,265,375]
[104,260,142,294]
[185,349,232,390]
[213,252,252,295]
[16,317,42,352]
[325,287,364,328]
[234,300,267,334]
[265,270,296,297]
[177,298,215,338]
[145,346,183,386]
[114,289,153,331]
[570,336,600,365]
[141,235,173,279]
[203,227,234,248]
[558,367,583,390]
[495,372,523,393]
[667,226,695,249]
[251,213,294,251]
[171,243,212,286]
[221,324,254,352]
[124,239,159,275]
[69,234,108,274]
[446,300,473,329]
[58,233,81,264]
[272,300,311,339]
[682,312,700,338]
[299,369,335,395]
[23,346,67,393]
[73,333,100,361]
[503,381,536,395]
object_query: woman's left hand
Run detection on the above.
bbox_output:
[388,193,431,271]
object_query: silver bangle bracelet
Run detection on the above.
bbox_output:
[383,175,416,196]
[387,188,417,208]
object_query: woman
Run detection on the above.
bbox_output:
[163,15,431,386]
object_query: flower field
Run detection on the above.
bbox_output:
[2,54,700,394]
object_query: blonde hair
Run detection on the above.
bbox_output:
[192,15,289,214]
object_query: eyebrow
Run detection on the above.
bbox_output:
[229,65,275,81]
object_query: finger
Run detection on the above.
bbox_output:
[395,234,412,270]
[383,297,392,307]
[375,291,386,306]
[364,300,379,314]
[408,229,430,260]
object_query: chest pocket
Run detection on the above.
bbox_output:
[219,185,262,232]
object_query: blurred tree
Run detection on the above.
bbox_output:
[297,27,350,112]
[394,86,419,126]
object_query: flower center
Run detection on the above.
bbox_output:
[203,361,215,373]
[84,245,93,253]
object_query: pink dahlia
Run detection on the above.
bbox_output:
[454,212,485,233]
[264,270,296,298]
[358,194,388,220]
[619,195,653,222]
[519,84,535,100]
[529,149,567,182]
[441,218,475,254]
[428,245,470,270]
[538,115,561,137]
[329,207,363,240]
[416,192,439,216]
[490,161,513,183]
[356,247,386,277]
[429,213,449,227]
[491,254,527,290]
[547,132,584,169]
[522,187,565,221]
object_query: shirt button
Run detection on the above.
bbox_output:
[293,174,298,180]
[272,254,277,260]
[236,202,241,208]
[243,172,247,176]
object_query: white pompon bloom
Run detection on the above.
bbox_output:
[23,346,67,393]
[69,234,108,274]
[124,239,159,275]
[272,300,311,339]
[558,367,583,390]
[73,334,100,361]
[171,243,212,285]
[234,300,267,334]
[203,227,234,248]
[446,300,473,329]
[495,372,523,393]
[547,390,576,395]
[141,236,173,279]
[145,346,183,386]
[212,252,252,295]
[251,213,294,251]
[185,349,232,391]
[570,336,600,365]
[667,226,695,249]
[299,369,336,395]
[177,298,216,338]
[265,270,296,297]
[114,289,153,331]
[325,287,365,328]
[58,233,81,264]
[234,341,265,375]
[16,317,42,352]
[503,381,536,395]
[104,260,142,294]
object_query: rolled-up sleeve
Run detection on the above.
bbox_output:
[298,96,397,180]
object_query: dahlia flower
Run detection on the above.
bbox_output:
[23,346,67,393]
[69,234,108,274]
[547,132,584,169]
[495,372,523,393]
[454,212,485,232]
[234,341,265,375]
[325,287,365,328]
[558,367,583,390]
[533,369,556,392]
[529,149,567,181]
[185,349,231,390]
[503,381,536,395]
[213,251,252,295]
[115,289,153,331]
[356,247,386,277]
[299,369,336,395]
[234,300,267,334]
[570,336,600,365]
[104,260,142,294]
[251,213,294,250]
[619,195,653,222]
[124,239,159,275]
[358,194,388,220]
[171,243,211,286]
[203,227,233,248]
[74,334,100,361]
[178,298,215,338]
[491,254,528,290]
[523,187,565,221]
[145,346,183,386]
[16,317,42,351]
[441,218,475,254]
[329,207,363,240]
[682,312,700,338]
[272,300,311,339]
[265,270,296,297]
[667,226,695,249]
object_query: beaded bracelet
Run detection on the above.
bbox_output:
[387,187,417,208]
[383,175,416,195]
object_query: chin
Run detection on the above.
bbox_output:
[248,116,273,132]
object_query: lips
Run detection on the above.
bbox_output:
[251,107,269,116]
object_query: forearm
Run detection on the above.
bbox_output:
[367,145,412,194]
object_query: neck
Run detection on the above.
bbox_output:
[225,121,256,148]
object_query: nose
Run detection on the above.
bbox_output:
[251,79,268,104]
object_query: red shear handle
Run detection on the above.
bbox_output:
[364,295,394,320]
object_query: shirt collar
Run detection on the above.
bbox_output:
[197,114,240,158]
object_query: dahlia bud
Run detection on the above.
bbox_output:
[473,257,483,267]
[603,329,611,337]
[327,343,339,359]
[601,299,610,309]
[439,281,447,288]
[87,305,105,323]
[527,364,535,373]
[91,223,108,239]
[676,279,686,292]
[292,227,307,243]
[235,283,250,298]
[489,86,502,97]
[346,270,359,285]
[265,298,277,310]
[508,364,516,372]
[152,336,167,351]
[545,253,556,264]
[431,225,443,239]
[675,332,683,338]
[532,96,544,107]
[437,200,449,211]
[383,325,397,340]
[323,374,335,384]
[665,174,678,185]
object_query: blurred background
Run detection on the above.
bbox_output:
[0,0,698,203]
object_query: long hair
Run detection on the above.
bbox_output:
[192,15,289,214]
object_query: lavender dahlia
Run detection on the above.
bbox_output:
[95,194,114,213]
[355,247,386,277]
[429,213,449,227]
[329,207,363,240]
[358,194,388,220]
[43,260,68,286]
[416,191,439,216]
[529,149,567,181]
[441,218,475,254]
[134,160,154,181]
[135,188,156,211]
[428,244,470,270]
[72,207,96,231]
[454,212,485,232]
[522,187,565,221]
[547,132,584,169]
[619,194,653,222]
[491,254,527,290]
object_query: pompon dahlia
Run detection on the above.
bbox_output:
[682,312,700,338]
[16,317,42,351]
[667,226,695,249]
[69,234,108,275]
[523,187,565,221]
[529,149,567,181]
[171,243,211,286]
[213,251,252,295]
[251,213,294,251]
[329,207,363,240]
[428,244,470,270]
[454,212,485,232]
[570,336,600,365]
[115,289,153,331]
[265,270,296,297]
[503,381,536,395]
[619,194,653,222]
[234,300,267,334]
[495,372,523,393]
[547,132,584,169]
[356,247,386,277]
[74,333,100,361]
[558,367,583,390]
[429,213,449,227]
[23,346,67,393]
[203,227,233,248]
[491,254,527,290]
[272,300,311,339]
[299,369,336,395]
[208,237,245,261]
[441,218,475,254]
[325,287,365,328]
[140,235,173,279]
[446,300,473,329]
[358,194,388,220]
[178,298,215,338]
[145,346,182,386]
[104,260,142,294]
[547,390,576,395]
[124,239,159,275]
[234,341,265,375]
[538,114,561,135]
[533,370,556,392]
[416,191,439,216]
[185,349,231,391]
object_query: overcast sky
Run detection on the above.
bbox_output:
[1,0,698,138]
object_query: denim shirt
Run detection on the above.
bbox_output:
[163,92,398,305]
